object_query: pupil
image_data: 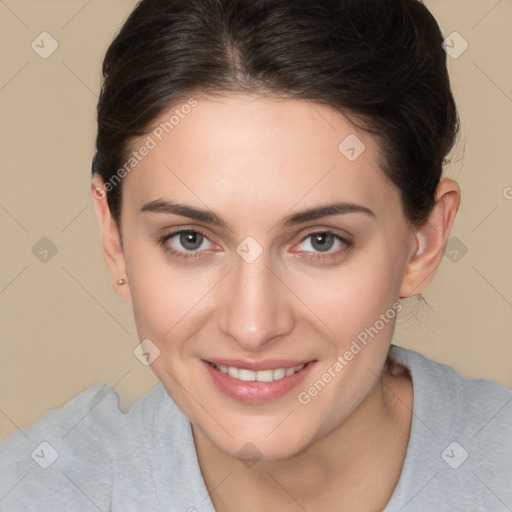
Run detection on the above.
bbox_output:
[180,232,203,250]
[312,232,334,252]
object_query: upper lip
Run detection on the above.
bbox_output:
[204,358,315,371]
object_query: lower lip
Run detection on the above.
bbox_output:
[202,360,316,404]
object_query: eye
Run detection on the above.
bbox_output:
[292,231,352,261]
[158,228,352,263]
[159,229,217,260]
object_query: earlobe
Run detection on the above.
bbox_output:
[399,179,461,298]
[91,175,131,301]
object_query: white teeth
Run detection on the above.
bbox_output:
[273,368,286,380]
[211,362,306,382]
[256,370,274,382]
[238,369,256,381]
[227,366,239,379]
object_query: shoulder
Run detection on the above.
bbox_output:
[389,344,512,427]
[387,345,512,511]
[0,382,165,511]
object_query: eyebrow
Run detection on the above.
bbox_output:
[140,199,375,228]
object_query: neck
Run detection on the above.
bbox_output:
[192,362,413,512]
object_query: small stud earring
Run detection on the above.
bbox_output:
[117,278,126,285]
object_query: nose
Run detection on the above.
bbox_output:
[216,254,295,352]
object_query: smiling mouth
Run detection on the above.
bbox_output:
[206,361,310,382]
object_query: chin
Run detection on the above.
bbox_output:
[209,421,319,464]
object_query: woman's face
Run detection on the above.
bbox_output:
[117,94,417,460]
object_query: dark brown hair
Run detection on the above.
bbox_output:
[93,0,459,227]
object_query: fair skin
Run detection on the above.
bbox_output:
[92,94,460,511]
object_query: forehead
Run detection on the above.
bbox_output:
[122,94,400,221]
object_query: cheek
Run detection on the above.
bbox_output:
[295,250,403,342]
[291,260,402,435]
[124,239,214,340]
[130,267,215,341]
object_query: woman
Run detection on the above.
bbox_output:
[1,0,511,510]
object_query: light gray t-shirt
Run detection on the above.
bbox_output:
[1,345,511,511]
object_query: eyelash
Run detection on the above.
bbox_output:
[158,229,353,263]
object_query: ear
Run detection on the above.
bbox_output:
[399,179,461,298]
[91,174,131,301]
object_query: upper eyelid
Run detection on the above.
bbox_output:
[298,231,351,243]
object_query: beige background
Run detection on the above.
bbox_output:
[0,0,511,441]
